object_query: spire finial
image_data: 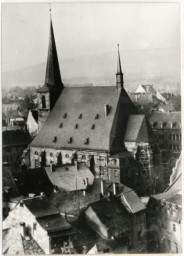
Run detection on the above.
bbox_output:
[49,4,52,19]
[116,43,124,88]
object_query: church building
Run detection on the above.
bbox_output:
[28,15,158,194]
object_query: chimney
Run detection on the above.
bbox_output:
[50,164,55,172]
[113,183,116,195]
[100,180,104,195]
[28,193,35,198]
[74,160,79,170]
[104,104,110,117]
[40,192,45,197]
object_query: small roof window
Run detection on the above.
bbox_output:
[95,114,99,119]
[75,123,79,129]
[91,124,95,129]
[68,137,73,144]
[78,114,82,119]
[63,113,67,118]
[52,136,57,143]
[84,138,89,145]
[59,123,63,128]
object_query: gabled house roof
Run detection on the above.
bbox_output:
[31,86,137,152]
[88,196,130,229]
[124,115,156,143]
[37,213,72,234]
[23,196,59,218]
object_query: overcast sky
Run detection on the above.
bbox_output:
[2,2,180,73]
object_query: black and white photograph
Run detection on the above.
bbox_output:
[1,1,182,254]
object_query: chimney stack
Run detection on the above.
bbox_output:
[100,180,104,195]
[74,160,79,170]
[113,183,116,195]
[104,104,110,117]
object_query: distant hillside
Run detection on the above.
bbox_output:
[2,48,180,92]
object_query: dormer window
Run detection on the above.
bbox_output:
[75,123,78,129]
[95,114,99,119]
[59,123,63,128]
[91,124,95,129]
[63,113,67,118]
[68,137,73,144]
[53,136,57,143]
[84,138,89,145]
[160,122,163,128]
[78,114,82,119]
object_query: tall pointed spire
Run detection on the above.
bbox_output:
[45,8,63,87]
[116,44,124,89]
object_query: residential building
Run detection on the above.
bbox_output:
[146,157,182,253]
[84,188,146,252]
[3,196,76,254]
[3,130,32,165]
[148,112,181,153]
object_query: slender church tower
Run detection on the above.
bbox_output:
[116,44,124,89]
[37,10,63,132]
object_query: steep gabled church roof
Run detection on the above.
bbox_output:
[31,86,137,152]
[124,115,156,143]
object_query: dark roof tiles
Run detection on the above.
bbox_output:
[31,86,137,152]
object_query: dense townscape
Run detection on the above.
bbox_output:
[2,13,182,254]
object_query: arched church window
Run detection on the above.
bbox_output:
[65,154,69,158]
[42,95,46,109]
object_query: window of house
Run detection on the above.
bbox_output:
[168,240,171,250]
[99,167,104,177]
[42,95,46,109]
[82,155,86,160]
[113,159,117,165]
[175,243,178,253]
[35,159,39,168]
[33,223,37,230]
[114,170,118,177]
[173,223,176,232]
